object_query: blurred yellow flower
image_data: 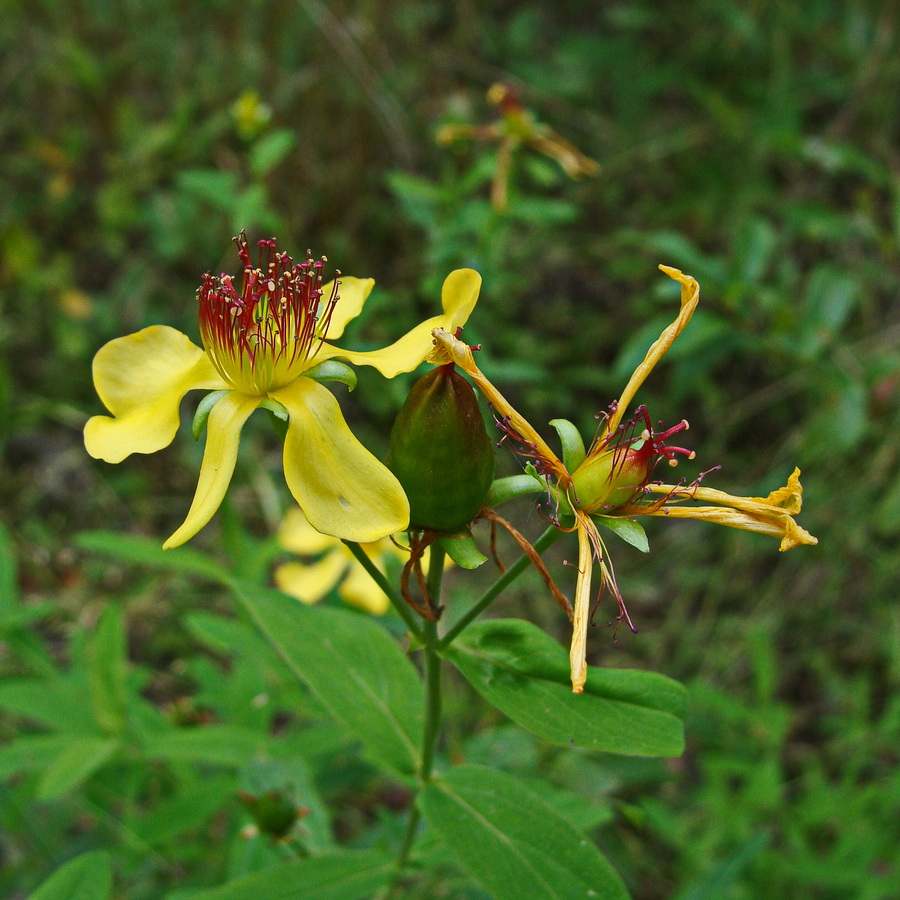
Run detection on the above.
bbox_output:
[84,232,481,548]
[274,507,448,615]
[434,266,817,694]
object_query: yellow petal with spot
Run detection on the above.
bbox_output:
[277,506,340,555]
[163,392,261,549]
[322,277,376,340]
[316,268,482,378]
[274,552,348,604]
[272,377,410,542]
[85,326,227,463]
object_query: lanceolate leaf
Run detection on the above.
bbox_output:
[444,619,687,757]
[230,582,424,776]
[167,850,392,900]
[30,851,113,900]
[419,764,630,900]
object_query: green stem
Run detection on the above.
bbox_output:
[388,545,445,895]
[342,540,424,642]
[437,524,562,650]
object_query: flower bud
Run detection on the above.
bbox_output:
[388,364,495,532]
[239,789,307,839]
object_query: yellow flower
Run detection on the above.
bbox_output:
[274,507,450,615]
[433,266,817,694]
[85,233,481,548]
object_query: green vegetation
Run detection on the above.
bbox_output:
[2,1,898,898]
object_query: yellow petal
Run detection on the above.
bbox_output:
[163,392,261,549]
[640,503,818,550]
[569,515,593,694]
[432,327,568,482]
[277,506,340,555]
[271,377,410,542]
[316,269,482,378]
[274,552,348,604]
[322,277,376,340]
[85,326,227,463]
[603,267,700,438]
[339,565,391,615]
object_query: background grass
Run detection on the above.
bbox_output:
[2,0,899,897]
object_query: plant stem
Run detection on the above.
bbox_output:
[387,545,445,895]
[342,540,424,641]
[437,524,561,650]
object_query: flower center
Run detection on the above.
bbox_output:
[571,406,696,514]
[198,232,339,395]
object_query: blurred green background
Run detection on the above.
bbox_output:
[2,0,899,897]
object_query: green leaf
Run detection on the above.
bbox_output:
[0,675,97,733]
[30,850,112,900]
[549,418,586,472]
[0,733,73,779]
[303,360,358,391]
[76,532,231,584]
[37,737,119,799]
[444,619,687,756]
[230,582,424,776]
[168,850,392,900]
[437,532,488,569]
[0,518,18,615]
[596,515,650,553]
[419,765,630,900]
[146,726,272,768]
[87,605,128,735]
[488,473,546,507]
[135,775,236,845]
[248,129,296,177]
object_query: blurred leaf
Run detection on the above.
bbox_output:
[0,675,97,733]
[29,850,112,900]
[146,726,272,768]
[87,605,128,735]
[0,519,17,614]
[0,733,73,779]
[37,737,119,799]
[230,582,424,776]
[135,775,236,845]
[733,217,777,284]
[167,850,392,900]
[419,764,630,900]
[444,619,686,756]
[795,266,858,359]
[76,532,231,583]
[248,129,295,178]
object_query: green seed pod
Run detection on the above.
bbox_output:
[388,364,495,532]
[570,444,650,515]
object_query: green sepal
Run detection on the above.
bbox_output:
[437,532,488,569]
[260,398,289,442]
[259,398,289,421]
[595,515,650,553]
[487,474,545,507]
[304,360,357,390]
[192,390,230,440]
[549,418,586,472]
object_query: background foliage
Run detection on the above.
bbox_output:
[2,0,898,897]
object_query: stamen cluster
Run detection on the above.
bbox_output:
[198,231,339,395]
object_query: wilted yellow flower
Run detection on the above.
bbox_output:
[434,266,817,693]
[437,82,599,212]
[85,232,481,548]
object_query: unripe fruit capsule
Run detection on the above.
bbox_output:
[387,364,495,532]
